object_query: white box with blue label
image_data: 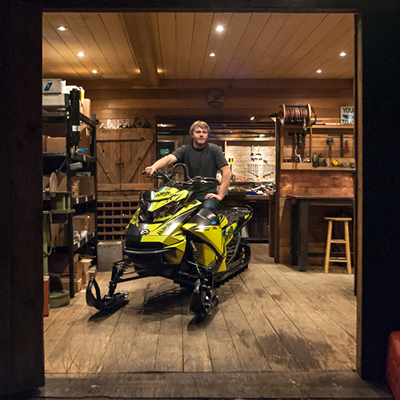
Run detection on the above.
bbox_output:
[42,79,66,94]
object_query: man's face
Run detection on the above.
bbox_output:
[191,127,208,148]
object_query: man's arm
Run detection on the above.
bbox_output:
[205,164,232,201]
[145,154,177,175]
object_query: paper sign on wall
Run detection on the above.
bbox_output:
[341,106,354,124]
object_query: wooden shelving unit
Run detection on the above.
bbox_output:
[97,199,139,241]
[280,124,355,170]
[43,89,97,297]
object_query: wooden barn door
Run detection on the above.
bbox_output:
[120,129,154,192]
[96,128,155,195]
[96,130,121,192]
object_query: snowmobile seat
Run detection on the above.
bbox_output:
[197,207,220,224]
[219,207,251,227]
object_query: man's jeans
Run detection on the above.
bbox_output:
[197,194,220,215]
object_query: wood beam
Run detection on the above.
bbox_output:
[121,13,159,87]
[43,0,358,13]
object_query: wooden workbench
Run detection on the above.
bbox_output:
[222,193,270,242]
[288,195,354,271]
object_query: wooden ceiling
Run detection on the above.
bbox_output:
[42,12,355,86]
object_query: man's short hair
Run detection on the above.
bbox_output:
[190,120,210,136]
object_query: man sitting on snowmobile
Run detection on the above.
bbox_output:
[145,120,232,215]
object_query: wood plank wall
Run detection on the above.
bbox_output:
[74,78,354,129]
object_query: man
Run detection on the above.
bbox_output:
[145,120,232,214]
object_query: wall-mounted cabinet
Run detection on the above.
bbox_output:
[280,125,355,171]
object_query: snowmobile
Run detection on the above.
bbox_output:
[86,164,253,318]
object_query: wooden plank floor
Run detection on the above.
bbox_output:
[40,244,393,399]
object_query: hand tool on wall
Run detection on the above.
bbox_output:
[326,137,334,158]
[263,148,268,163]
[228,157,234,171]
[298,131,303,146]
[344,140,349,154]
[340,134,344,157]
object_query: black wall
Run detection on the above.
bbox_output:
[360,4,400,379]
[0,0,44,395]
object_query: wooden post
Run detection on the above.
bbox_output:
[0,0,44,395]
[356,3,400,380]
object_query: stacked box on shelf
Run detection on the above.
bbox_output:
[97,199,139,241]
[60,254,95,294]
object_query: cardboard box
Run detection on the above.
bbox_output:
[46,137,66,152]
[61,276,82,293]
[84,213,95,233]
[42,135,47,152]
[43,176,50,191]
[79,176,94,196]
[63,85,81,95]
[42,94,66,106]
[57,172,67,191]
[78,258,92,274]
[79,125,91,151]
[82,271,91,286]
[63,254,81,278]
[72,175,94,196]
[73,215,91,232]
[42,78,65,94]
[82,98,91,119]
[71,181,79,198]
[89,266,97,279]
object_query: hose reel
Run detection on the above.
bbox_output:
[279,104,316,130]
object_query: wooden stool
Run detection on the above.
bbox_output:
[324,217,352,274]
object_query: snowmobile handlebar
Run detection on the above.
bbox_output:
[142,163,220,187]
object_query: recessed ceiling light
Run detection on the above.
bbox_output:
[160,124,166,127]
[92,70,98,74]
[216,25,224,32]
[340,52,347,57]
[316,69,322,74]
[77,52,86,57]
[210,53,216,57]
[250,116,255,121]
[57,26,68,31]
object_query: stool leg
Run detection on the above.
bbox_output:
[344,221,352,274]
[324,220,333,273]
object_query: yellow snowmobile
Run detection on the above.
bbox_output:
[86,164,253,318]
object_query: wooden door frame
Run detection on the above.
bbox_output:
[4,1,400,396]
[37,0,389,382]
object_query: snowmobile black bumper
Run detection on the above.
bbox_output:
[124,246,176,266]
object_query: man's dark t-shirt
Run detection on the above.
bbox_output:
[172,143,228,196]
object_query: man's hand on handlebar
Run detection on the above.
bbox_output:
[144,166,156,176]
